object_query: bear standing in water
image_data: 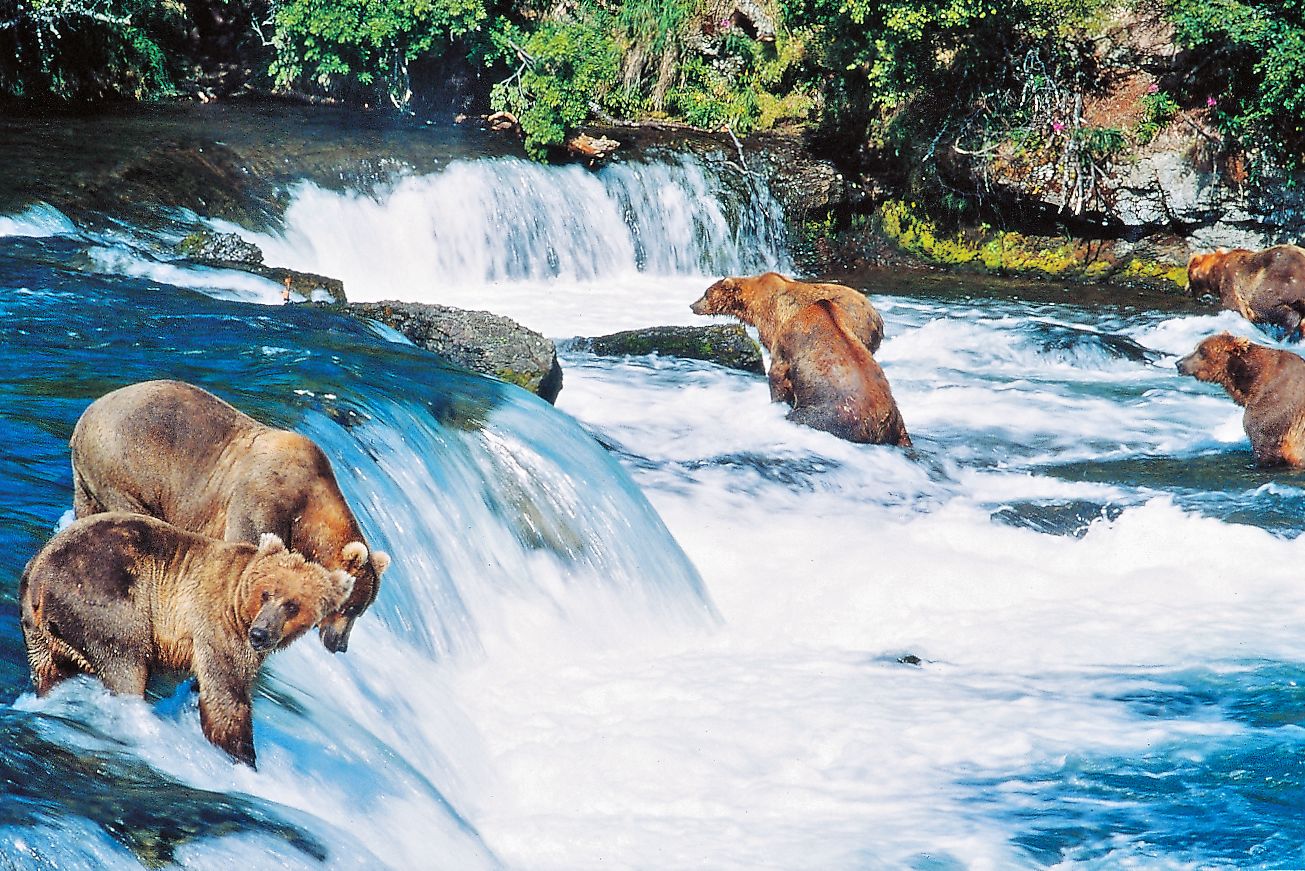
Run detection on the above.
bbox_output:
[1188,245,1305,336]
[769,300,911,446]
[692,275,909,446]
[690,272,885,354]
[70,380,389,653]
[1177,332,1305,467]
[20,513,354,767]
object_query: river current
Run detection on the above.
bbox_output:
[2,120,1305,869]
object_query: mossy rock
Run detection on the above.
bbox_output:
[175,230,264,265]
[570,324,764,374]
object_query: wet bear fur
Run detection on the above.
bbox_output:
[69,380,389,654]
[1188,245,1305,336]
[19,513,354,767]
[1177,332,1305,467]
[769,300,912,446]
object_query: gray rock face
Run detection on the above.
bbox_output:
[744,136,852,218]
[346,301,563,403]
[568,324,764,374]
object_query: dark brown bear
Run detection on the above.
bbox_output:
[20,513,353,766]
[1176,332,1305,466]
[70,380,389,653]
[769,300,911,446]
[690,272,886,354]
[1188,245,1305,335]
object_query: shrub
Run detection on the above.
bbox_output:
[0,0,177,101]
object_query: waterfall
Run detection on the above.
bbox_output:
[248,154,791,305]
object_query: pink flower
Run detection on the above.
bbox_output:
[1052,121,1065,133]
[720,18,731,28]
[1207,96,1218,108]
[1147,82,1159,93]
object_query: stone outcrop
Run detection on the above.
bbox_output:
[567,324,764,373]
[175,230,264,264]
[209,260,347,304]
[345,300,563,403]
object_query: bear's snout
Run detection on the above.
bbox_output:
[1176,353,1198,376]
[690,295,710,315]
[248,625,275,651]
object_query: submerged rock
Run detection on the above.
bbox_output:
[346,300,563,403]
[202,260,347,304]
[568,324,764,374]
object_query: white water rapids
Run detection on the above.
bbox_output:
[8,152,1305,869]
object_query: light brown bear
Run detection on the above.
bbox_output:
[1177,332,1305,466]
[70,380,389,654]
[20,513,353,767]
[690,272,886,354]
[769,300,912,446]
[1188,245,1305,335]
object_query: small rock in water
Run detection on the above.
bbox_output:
[897,654,924,666]
[345,300,563,403]
[569,324,764,374]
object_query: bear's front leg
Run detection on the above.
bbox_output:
[193,644,258,767]
[768,358,794,404]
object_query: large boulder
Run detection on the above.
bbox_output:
[568,324,764,374]
[346,301,563,403]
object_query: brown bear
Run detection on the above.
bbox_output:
[20,513,354,767]
[690,272,885,354]
[768,300,911,446]
[1176,332,1305,466]
[1188,245,1305,335]
[69,380,389,654]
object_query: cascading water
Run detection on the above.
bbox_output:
[7,130,1305,869]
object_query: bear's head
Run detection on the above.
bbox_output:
[317,541,390,654]
[691,277,746,317]
[1176,332,1262,405]
[242,534,355,654]
[1187,249,1239,301]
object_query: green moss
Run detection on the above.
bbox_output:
[876,199,1186,289]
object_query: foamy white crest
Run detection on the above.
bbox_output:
[86,246,289,304]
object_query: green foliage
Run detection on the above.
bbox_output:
[1135,90,1179,144]
[1171,0,1305,161]
[489,18,620,157]
[780,0,1096,148]
[268,0,491,104]
[0,0,177,101]
[1078,125,1125,160]
[485,0,815,157]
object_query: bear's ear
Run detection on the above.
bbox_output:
[325,569,355,609]
[341,540,369,570]
[370,550,391,575]
[257,533,286,555]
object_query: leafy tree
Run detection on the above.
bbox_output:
[267,0,493,106]
[1171,0,1305,162]
[0,0,177,100]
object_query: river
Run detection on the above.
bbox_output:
[2,106,1304,869]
